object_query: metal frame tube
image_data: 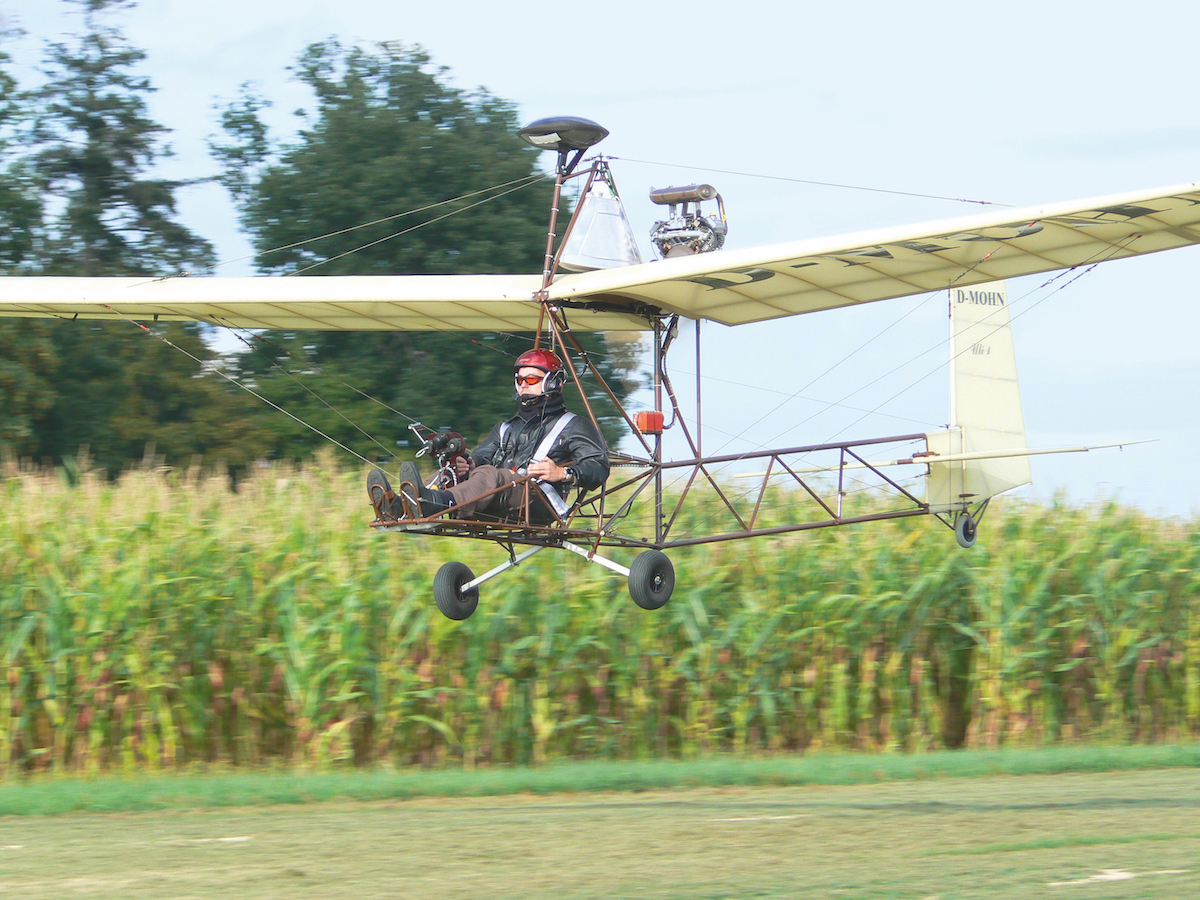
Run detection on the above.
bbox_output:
[560,540,631,576]
[463,545,546,592]
[653,319,664,543]
[538,172,566,299]
[695,318,702,458]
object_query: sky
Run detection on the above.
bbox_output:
[4,0,1200,517]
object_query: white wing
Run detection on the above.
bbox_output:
[1,182,1197,331]
[551,182,1200,325]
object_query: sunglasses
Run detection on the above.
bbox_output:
[515,373,546,386]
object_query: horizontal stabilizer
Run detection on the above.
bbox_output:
[737,439,1151,478]
[909,440,1153,468]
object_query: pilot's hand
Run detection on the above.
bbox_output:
[454,455,472,478]
[525,458,567,482]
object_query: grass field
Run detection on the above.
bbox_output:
[1,750,1197,898]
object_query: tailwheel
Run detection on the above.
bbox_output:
[954,512,977,549]
[433,561,480,620]
[628,549,675,610]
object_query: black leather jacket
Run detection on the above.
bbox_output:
[471,393,609,492]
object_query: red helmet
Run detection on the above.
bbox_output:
[514,348,564,373]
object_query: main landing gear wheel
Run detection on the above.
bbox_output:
[628,550,675,610]
[434,561,480,620]
[954,512,977,549]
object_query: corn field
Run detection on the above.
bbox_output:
[2,456,1198,775]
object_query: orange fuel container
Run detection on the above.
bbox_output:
[635,411,664,434]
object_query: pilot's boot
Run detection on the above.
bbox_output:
[366,469,403,520]
[399,461,453,518]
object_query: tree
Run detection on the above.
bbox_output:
[214,40,548,278]
[0,29,56,456]
[30,0,213,276]
[0,31,43,272]
[0,0,268,473]
[212,40,641,461]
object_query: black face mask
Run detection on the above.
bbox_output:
[516,390,563,419]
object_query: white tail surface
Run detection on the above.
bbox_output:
[927,280,1031,514]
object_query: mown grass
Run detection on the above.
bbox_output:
[2,765,1198,899]
[1,743,1198,816]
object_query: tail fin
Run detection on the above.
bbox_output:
[927,280,1031,514]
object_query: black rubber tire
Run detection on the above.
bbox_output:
[433,561,480,620]
[628,550,675,610]
[954,513,977,549]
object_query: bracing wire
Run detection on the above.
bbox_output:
[106,143,1106,529]
[799,234,1144,450]
[700,288,946,460]
[194,164,630,440]
[807,248,1135,450]
[613,156,1011,208]
[647,236,1141,542]
[286,175,553,276]
[687,232,1138,466]
[213,323,406,461]
[155,173,552,280]
[701,238,1017,460]
[99,305,397,475]
[654,366,940,430]
[100,169,566,471]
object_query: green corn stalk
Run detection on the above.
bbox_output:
[2,461,1198,776]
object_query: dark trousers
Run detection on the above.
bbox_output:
[445,465,562,523]
[444,465,520,518]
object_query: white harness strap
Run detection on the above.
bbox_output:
[532,411,575,460]
[499,412,576,518]
[497,411,575,459]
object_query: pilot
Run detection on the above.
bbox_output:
[367,348,609,522]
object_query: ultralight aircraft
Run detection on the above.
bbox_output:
[2,116,1199,619]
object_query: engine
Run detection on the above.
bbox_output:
[648,184,728,259]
